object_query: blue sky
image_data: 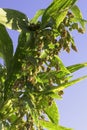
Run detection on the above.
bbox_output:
[0,0,87,130]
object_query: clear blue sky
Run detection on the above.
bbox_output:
[0,0,87,130]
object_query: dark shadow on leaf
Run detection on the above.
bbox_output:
[3,8,29,31]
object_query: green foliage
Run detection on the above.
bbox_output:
[30,9,45,24]
[44,101,59,124]
[42,0,77,28]
[39,120,73,130]
[0,8,29,31]
[0,0,87,130]
[0,24,13,72]
[71,5,87,29]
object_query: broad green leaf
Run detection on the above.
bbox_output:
[0,24,13,72]
[67,62,87,73]
[71,5,86,29]
[11,31,27,75]
[42,0,77,27]
[5,31,27,88]
[39,120,73,130]
[0,8,29,31]
[44,101,59,124]
[30,9,45,23]
[43,75,87,93]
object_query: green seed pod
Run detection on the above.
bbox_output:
[58,90,64,96]
[63,17,70,26]
[67,12,74,18]
[71,23,78,30]
[71,44,78,52]
[61,30,67,38]
[66,47,70,53]
[78,28,85,33]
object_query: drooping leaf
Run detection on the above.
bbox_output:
[44,101,59,124]
[71,5,87,29]
[67,62,87,73]
[30,9,45,23]
[0,8,29,31]
[0,24,13,72]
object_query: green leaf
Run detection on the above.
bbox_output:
[39,120,73,130]
[4,31,28,100]
[55,10,68,27]
[37,70,70,84]
[49,92,62,99]
[0,24,13,72]
[67,62,87,73]
[8,114,18,123]
[44,101,59,124]
[30,9,45,23]
[0,122,2,130]
[51,55,70,74]
[42,75,87,94]
[11,31,27,75]
[71,5,87,29]
[42,0,77,28]
[0,8,29,31]
[39,120,59,130]
[58,125,73,130]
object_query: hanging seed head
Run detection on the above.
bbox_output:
[67,12,74,18]
[78,28,85,34]
[72,23,78,30]
[61,30,67,38]
[71,44,78,52]
[58,90,64,96]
